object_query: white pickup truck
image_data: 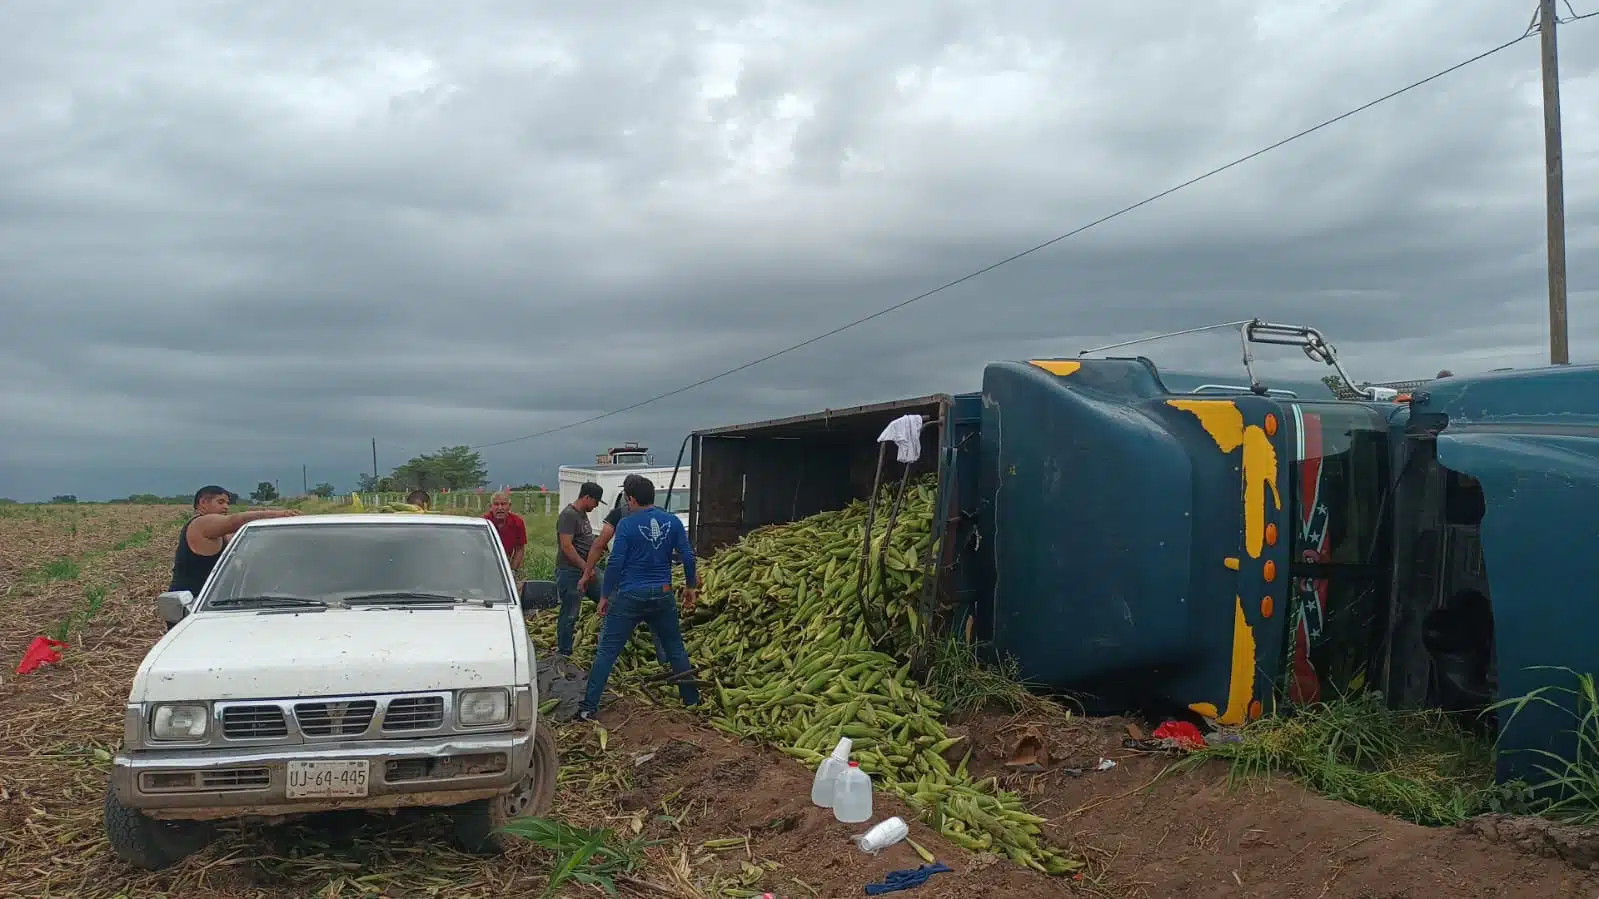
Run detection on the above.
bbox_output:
[106,513,558,870]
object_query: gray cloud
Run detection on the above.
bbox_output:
[2,1,1596,501]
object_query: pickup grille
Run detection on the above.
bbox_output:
[201,767,270,789]
[295,700,377,736]
[383,695,445,731]
[222,705,289,739]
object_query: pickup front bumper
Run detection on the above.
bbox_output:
[112,729,534,821]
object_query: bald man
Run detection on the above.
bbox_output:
[484,491,527,571]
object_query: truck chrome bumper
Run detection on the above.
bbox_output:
[112,730,534,821]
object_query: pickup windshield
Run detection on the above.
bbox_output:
[201,523,513,610]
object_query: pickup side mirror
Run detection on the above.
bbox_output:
[157,590,196,626]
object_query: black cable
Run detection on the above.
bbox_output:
[471,27,1542,451]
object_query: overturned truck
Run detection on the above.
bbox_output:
[686,320,1599,782]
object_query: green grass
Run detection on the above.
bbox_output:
[109,527,153,551]
[29,557,82,583]
[1182,692,1500,825]
[922,636,1074,721]
[52,586,111,643]
[83,584,108,617]
[31,522,165,641]
[499,817,656,898]
[520,550,557,581]
[1490,666,1599,824]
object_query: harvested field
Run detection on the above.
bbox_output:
[2,503,1598,897]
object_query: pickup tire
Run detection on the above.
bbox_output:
[103,784,212,870]
[451,723,559,854]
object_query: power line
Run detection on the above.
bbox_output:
[471,25,1546,451]
[1558,1,1599,23]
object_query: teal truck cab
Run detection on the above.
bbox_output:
[685,319,1599,781]
[1392,363,1599,780]
[980,320,1599,780]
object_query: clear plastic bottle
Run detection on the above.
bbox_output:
[854,816,908,853]
[810,737,853,808]
[831,761,873,823]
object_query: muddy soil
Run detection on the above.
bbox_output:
[594,703,1079,898]
[949,712,1599,898]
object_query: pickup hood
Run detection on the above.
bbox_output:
[136,607,522,703]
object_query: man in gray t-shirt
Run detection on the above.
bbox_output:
[554,482,604,656]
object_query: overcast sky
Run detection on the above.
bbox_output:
[3,1,1596,502]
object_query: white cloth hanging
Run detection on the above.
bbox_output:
[877,414,924,464]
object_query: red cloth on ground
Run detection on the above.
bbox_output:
[16,637,67,675]
[1153,720,1207,750]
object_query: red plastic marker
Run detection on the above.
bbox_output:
[16,636,67,675]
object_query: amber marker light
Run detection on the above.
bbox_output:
[1265,522,1278,546]
[1263,560,1277,582]
[1261,596,1274,618]
[1264,413,1278,436]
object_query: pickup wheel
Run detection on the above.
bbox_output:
[451,724,559,854]
[103,784,212,870]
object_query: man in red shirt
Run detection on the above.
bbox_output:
[484,492,527,571]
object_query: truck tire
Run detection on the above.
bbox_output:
[451,724,559,854]
[103,783,211,870]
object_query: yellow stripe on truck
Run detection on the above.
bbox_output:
[1241,426,1282,559]
[1027,359,1082,376]
[1165,398,1279,725]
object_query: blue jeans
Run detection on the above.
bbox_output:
[581,587,698,714]
[555,567,670,661]
[554,567,600,656]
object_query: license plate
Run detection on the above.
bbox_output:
[285,760,370,799]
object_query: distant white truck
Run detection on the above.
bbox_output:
[557,443,691,532]
[107,514,559,870]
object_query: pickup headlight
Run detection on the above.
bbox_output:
[458,689,510,727]
[149,704,209,741]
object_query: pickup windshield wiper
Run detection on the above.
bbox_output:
[208,594,330,609]
[341,591,465,605]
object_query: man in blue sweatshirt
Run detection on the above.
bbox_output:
[578,474,700,721]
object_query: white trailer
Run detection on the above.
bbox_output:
[556,444,691,533]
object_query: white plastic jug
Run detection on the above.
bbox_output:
[832,761,873,823]
[854,816,909,853]
[810,737,853,808]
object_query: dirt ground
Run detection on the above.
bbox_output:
[4,504,1599,898]
[951,713,1599,898]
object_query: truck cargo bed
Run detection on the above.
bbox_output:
[688,394,983,629]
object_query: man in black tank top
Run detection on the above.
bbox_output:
[165,486,299,630]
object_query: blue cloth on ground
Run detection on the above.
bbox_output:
[863,862,952,895]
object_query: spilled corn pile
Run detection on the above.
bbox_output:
[375,502,426,513]
[532,476,1081,876]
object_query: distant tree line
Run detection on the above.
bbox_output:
[108,494,194,505]
[25,444,503,507]
[356,445,490,493]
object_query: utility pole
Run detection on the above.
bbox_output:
[371,438,379,481]
[302,464,308,495]
[1540,0,1570,364]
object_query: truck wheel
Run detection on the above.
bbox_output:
[103,784,211,870]
[451,724,560,854]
